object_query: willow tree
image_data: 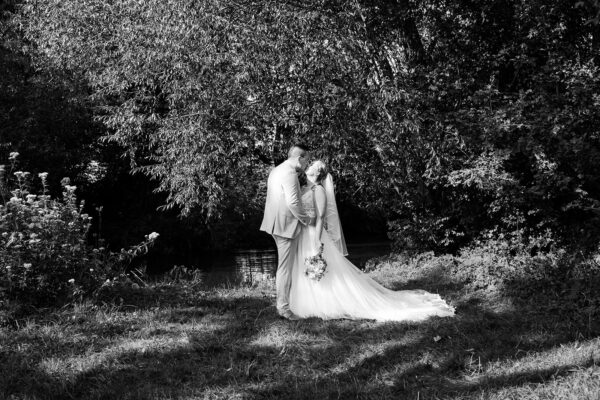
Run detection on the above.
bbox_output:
[13,0,600,250]
[11,1,368,217]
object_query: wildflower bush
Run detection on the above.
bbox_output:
[0,152,159,308]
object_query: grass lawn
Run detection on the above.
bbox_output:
[1,257,599,399]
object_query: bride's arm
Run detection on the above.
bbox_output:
[314,186,327,243]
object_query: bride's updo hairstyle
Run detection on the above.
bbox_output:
[309,160,328,184]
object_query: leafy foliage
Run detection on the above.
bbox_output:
[0,153,159,308]
[14,0,376,219]
[7,0,600,251]
[369,229,600,316]
[0,2,102,194]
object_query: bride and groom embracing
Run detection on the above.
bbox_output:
[260,144,455,322]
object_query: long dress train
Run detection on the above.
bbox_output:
[289,189,455,322]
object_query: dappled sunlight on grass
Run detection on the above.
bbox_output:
[37,335,190,376]
[250,322,336,349]
[480,338,600,379]
[473,365,600,400]
[328,332,425,375]
[1,264,599,399]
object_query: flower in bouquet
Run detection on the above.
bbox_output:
[304,243,327,281]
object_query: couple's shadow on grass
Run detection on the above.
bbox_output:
[3,274,599,399]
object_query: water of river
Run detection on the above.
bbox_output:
[175,242,391,287]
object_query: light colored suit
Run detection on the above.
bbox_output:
[260,159,308,238]
[260,160,308,314]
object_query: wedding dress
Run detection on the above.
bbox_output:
[289,177,455,322]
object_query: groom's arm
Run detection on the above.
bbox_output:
[281,170,308,225]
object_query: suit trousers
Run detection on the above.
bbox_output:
[272,234,298,314]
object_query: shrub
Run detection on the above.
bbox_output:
[371,227,600,307]
[0,152,159,308]
[453,228,561,291]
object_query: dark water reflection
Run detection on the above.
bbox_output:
[173,242,390,287]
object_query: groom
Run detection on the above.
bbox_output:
[260,144,312,320]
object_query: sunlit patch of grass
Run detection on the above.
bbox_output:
[250,322,336,350]
[460,362,600,400]
[1,260,599,400]
[38,335,192,376]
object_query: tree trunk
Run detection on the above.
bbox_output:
[360,0,426,77]
[392,0,426,64]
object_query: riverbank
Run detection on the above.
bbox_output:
[1,255,599,400]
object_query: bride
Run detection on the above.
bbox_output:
[289,160,455,321]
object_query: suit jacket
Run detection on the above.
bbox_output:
[260,160,307,239]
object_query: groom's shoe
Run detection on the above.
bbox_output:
[279,310,300,321]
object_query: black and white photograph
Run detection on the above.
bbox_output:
[1,0,599,398]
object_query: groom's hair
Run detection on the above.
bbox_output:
[288,143,309,158]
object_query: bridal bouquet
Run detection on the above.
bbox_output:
[304,243,327,281]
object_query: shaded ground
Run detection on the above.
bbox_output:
[1,263,599,400]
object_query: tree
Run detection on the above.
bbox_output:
[1,1,101,191]
[11,0,600,251]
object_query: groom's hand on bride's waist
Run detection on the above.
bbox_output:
[304,216,316,225]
